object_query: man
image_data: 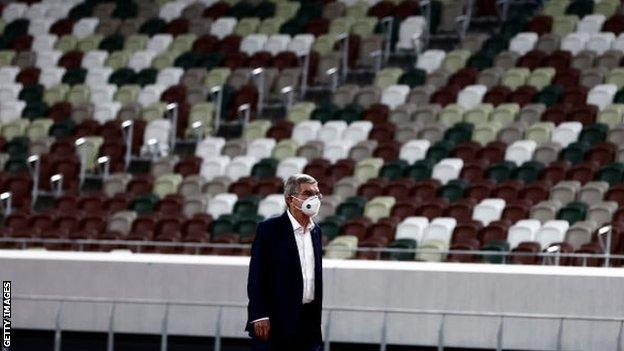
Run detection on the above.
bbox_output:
[245,174,324,351]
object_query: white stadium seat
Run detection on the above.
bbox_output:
[473,198,506,225]
[196,137,226,159]
[432,158,463,184]
[416,49,446,74]
[586,32,616,55]
[457,84,487,109]
[509,32,539,55]
[292,120,321,145]
[381,85,410,109]
[277,157,308,179]
[247,138,277,159]
[317,121,348,145]
[225,155,258,181]
[200,155,231,181]
[210,17,237,39]
[536,220,570,249]
[399,139,430,163]
[505,140,537,166]
[551,122,582,147]
[561,32,590,55]
[507,219,541,249]
[258,194,287,218]
[395,216,429,242]
[342,121,373,144]
[587,84,618,110]
[207,193,238,218]
[240,34,269,56]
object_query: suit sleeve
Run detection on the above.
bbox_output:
[247,222,270,323]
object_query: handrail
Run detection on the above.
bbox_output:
[1,237,624,261]
[12,294,624,322]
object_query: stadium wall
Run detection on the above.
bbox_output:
[1,250,623,350]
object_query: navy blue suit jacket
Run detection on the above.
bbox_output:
[245,211,323,344]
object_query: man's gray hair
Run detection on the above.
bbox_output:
[284,174,317,201]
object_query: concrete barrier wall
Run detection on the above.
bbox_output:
[1,250,623,350]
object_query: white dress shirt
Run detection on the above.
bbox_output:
[252,210,316,324]
[287,208,316,304]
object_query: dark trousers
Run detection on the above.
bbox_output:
[251,303,322,351]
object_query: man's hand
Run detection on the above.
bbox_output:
[253,319,270,341]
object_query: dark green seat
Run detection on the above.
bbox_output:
[236,214,264,239]
[337,103,363,123]
[467,51,493,70]
[428,0,442,34]
[69,2,94,20]
[139,17,166,36]
[297,2,323,22]
[596,163,624,186]
[443,122,473,145]
[211,214,239,239]
[319,215,346,241]
[99,34,126,53]
[108,68,136,86]
[22,101,48,120]
[233,195,261,216]
[130,193,159,215]
[113,2,138,19]
[4,19,30,41]
[500,14,528,38]
[481,34,509,57]
[135,68,158,87]
[198,52,225,70]
[336,196,367,220]
[251,158,279,178]
[5,137,30,158]
[0,35,10,50]
[426,140,454,163]
[557,201,588,225]
[485,161,517,182]
[533,85,564,107]
[481,239,510,264]
[254,1,276,19]
[384,239,417,261]
[4,157,29,173]
[565,0,593,17]
[437,179,469,202]
[228,1,255,18]
[513,161,544,183]
[175,51,200,70]
[18,84,44,103]
[379,159,409,180]
[279,18,305,36]
[311,101,340,123]
[398,69,426,88]
[559,141,590,165]
[579,123,608,146]
[49,119,75,138]
[406,159,435,180]
[62,68,87,85]
[614,88,624,104]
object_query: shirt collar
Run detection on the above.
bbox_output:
[286,208,315,233]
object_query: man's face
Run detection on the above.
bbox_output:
[288,182,320,216]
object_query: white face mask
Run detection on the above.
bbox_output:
[293,195,321,217]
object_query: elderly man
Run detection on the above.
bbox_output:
[245,174,324,351]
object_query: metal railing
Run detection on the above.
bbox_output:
[13,294,624,351]
[1,237,624,266]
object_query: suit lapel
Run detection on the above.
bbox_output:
[281,211,303,280]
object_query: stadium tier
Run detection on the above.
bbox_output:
[0,0,623,266]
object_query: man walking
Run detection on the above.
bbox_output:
[245,174,324,350]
